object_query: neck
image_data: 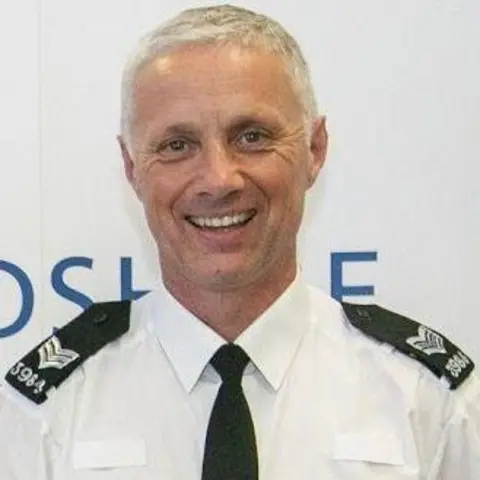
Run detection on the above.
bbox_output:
[162,263,297,341]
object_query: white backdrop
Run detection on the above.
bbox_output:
[1,0,479,378]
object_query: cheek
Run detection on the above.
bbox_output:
[268,165,309,228]
[260,152,310,203]
[141,182,178,243]
[134,163,179,209]
[132,161,154,200]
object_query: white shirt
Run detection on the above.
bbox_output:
[0,274,479,479]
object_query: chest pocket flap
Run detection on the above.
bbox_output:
[333,433,404,466]
[72,438,147,470]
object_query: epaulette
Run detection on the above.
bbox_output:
[342,302,474,390]
[5,301,131,404]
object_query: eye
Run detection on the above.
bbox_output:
[237,129,268,147]
[155,137,195,162]
[242,130,263,142]
[163,139,188,153]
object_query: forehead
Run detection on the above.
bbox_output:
[130,43,303,129]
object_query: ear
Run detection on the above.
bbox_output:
[307,116,328,188]
[117,135,140,197]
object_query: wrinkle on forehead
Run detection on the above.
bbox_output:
[129,43,304,142]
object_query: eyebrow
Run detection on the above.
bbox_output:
[166,111,282,133]
[161,122,201,137]
[229,109,285,127]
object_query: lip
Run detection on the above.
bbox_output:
[185,208,256,222]
[184,209,257,250]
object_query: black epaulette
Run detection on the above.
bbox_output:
[342,302,474,390]
[5,301,131,405]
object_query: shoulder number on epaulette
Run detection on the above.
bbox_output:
[5,301,131,404]
[341,302,474,390]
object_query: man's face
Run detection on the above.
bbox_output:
[121,44,327,293]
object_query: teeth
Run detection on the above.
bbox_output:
[188,211,254,228]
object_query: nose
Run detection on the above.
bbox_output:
[194,141,245,198]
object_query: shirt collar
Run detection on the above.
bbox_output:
[148,271,311,393]
[236,272,311,391]
[149,280,225,393]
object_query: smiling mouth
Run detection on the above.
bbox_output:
[185,209,257,229]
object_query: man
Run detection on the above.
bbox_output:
[0,4,478,479]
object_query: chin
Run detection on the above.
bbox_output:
[190,262,260,292]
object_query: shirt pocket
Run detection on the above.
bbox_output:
[333,432,405,466]
[72,438,147,470]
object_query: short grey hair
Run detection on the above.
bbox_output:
[120,4,317,147]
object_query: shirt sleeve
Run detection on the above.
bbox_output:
[427,373,480,479]
[0,386,52,480]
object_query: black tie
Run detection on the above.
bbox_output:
[201,344,259,480]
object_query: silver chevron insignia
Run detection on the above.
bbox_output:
[37,336,80,370]
[406,325,447,356]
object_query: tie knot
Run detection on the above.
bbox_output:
[211,344,249,384]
